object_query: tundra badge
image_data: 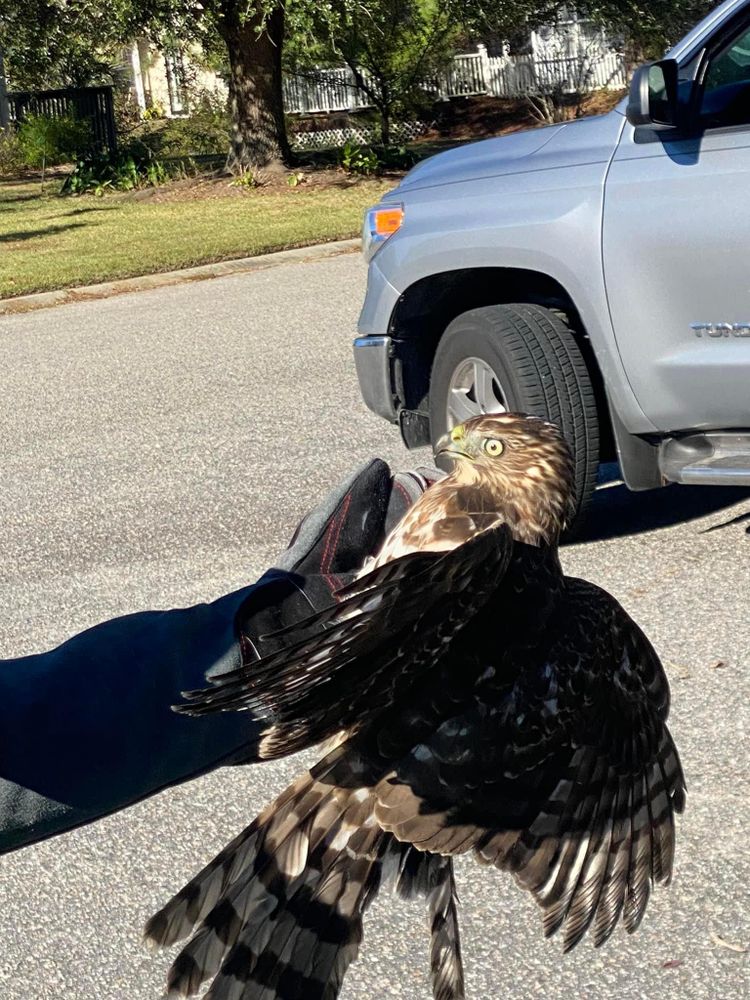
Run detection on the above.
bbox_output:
[691,323,750,338]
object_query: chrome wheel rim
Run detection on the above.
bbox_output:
[446,357,508,427]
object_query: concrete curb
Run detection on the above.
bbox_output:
[0,238,362,316]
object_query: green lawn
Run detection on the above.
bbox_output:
[0,176,394,299]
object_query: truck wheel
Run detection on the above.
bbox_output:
[429,303,599,535]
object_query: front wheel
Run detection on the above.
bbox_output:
[429,303,600,535]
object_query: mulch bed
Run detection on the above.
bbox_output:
[127,168,397,203]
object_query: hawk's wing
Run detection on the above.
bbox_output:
[372,578,686,952]
[177,519,513,758]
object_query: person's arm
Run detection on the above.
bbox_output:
[0,460,430,854]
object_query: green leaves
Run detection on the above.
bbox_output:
[339,138,379,174]
[2,0,713,174]
[576,1,716,55]
[17,112,91,168]
[295,1,467,143]
[60,148,183,195]
[1,1,123,89]
[0,130,26,178]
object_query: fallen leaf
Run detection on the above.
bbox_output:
[710,932,748,953]
[662,959,684,969]
[668,662,692,680]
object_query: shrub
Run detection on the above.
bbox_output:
[160,112,228,156]
[375,144,421,171]
[113,87,142,139]
[61,149,185,196]
[337,141,420,176]
[229,169,259,189]
[136,91,229,158]
[0,129,25,177]
[339,139,379,176]
[61,152,121,196]
[18,113,92,178]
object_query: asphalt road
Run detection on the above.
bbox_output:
[0,254,748,1000]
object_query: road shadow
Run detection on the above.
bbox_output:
[568,465,750,545]
[0,222,86,243]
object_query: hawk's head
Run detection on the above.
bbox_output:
[435,413,575,543]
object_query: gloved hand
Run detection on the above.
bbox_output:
[228,462,437,669]
[0,460,434,854]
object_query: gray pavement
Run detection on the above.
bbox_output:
[0,254,748,1000]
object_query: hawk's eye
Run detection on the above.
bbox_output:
[483,438,504,457]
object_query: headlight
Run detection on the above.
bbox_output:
[362,203,404,262]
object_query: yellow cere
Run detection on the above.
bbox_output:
[451,426,465,442]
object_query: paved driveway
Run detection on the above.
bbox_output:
[0,255,748,1000]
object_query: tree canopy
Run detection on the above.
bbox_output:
[310,2,473,144]
[0,1,718,168]
[578,1,716,57]
[1,0,127,89]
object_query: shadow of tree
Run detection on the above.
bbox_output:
[64,206,119,216]
[0,222,86,243]
[0,192,52,208]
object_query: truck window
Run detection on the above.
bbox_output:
[700,23,750,127]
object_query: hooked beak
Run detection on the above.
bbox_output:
[435,431,472,464]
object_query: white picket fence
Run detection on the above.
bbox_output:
[283,42,626,116]
[283,67,377,115]
[446,47,626,98]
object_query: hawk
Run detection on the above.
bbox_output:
[145,413,685,1000]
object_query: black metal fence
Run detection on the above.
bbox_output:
[7,86,117,154]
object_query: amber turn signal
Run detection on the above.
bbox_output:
[372,207,404,236]
[362,203,404,261]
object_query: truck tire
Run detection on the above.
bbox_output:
[429,303,599,535]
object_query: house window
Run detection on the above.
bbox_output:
[165,50,189,115]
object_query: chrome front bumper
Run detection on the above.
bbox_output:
[352,335,398,422]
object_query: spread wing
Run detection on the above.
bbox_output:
[177,518,513,759]
[371,578,686,951]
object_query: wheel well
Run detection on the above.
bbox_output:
[389,267,614,459]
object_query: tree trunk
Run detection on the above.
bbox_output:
[379,106,391,145]
[378,79,391,145]
[0,48,10,131]
[219,2,291,173]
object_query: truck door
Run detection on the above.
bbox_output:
[603,15,750,433]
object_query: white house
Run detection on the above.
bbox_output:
[123,9,624,119]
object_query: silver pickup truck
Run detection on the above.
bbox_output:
[354,0,750,526]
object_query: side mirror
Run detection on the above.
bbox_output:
[626,59,679,127]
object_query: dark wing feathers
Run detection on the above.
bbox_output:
[147,452,687,1000]
[163,528,682,979]
[177,523,513,759]
[371,578,685,951]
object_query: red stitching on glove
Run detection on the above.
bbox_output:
[320,519,337,575]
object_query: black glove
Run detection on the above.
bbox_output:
[0,460,432,854]
[228,461,436,666]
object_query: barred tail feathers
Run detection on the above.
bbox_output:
[427,862,465,1000]
[145,763,389,1000]
[146,767,466,1000]
[393,849,465,1000]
